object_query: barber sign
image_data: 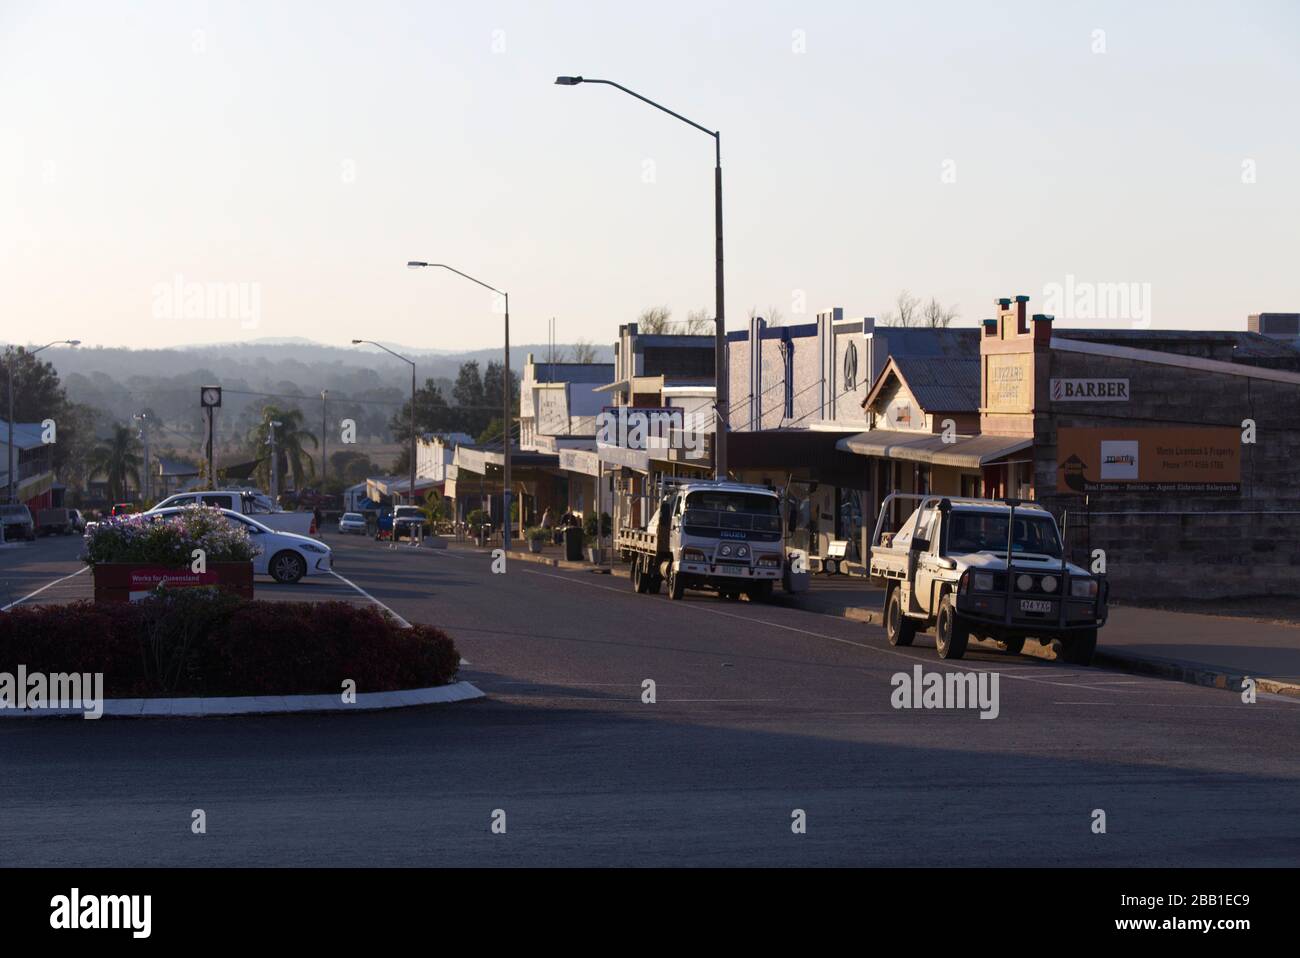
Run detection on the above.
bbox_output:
[1050,378,1129,402]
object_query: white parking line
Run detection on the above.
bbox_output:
[1,566,89,612]
[328,570,412,629]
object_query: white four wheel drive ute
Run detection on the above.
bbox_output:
[618,479,784,602]
[869,494,1108,664]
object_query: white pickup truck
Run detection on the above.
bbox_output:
[617,479,785,601]
[869,494,1107,664]
[150,490,317,537]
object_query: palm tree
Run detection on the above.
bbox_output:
[87,424,143,503]
[248,405,318,492]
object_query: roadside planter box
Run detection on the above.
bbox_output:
[92,562,255,603]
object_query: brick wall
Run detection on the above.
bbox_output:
[1035,348,1300,600]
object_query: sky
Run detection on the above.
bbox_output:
[2,0,1297,351]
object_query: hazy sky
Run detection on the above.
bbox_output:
[2,0,1297,351]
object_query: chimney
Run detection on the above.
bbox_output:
[1031,313,1054,344]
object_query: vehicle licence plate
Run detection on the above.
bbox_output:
[1019,599,1052,614]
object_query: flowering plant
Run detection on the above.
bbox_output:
[81,505,261,568]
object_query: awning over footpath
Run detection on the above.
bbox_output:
[835,429,1032,469]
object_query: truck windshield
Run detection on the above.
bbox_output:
[683,492,781,532]
[947,511,1062,559]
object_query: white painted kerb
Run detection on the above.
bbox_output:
[0,680,484,718]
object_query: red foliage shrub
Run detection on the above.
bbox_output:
[0,594,460,698]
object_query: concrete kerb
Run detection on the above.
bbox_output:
[802,599,1300,698]
[0,680,485,719]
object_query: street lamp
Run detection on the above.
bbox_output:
[406,262,514,546]
[353,339,417,510]
[554,75,728,478]
[6,339,80,504]
[266,420,283,503]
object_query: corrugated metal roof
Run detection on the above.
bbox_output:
[0,421,46,451]
[891,355,980,411]
[836,429,1031,469]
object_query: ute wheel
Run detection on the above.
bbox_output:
[1060,629,1097,666]
[885,587,917,647]
[935,594,969,660]
[667,567,685,601]
[270,550,307,584]
[999,636,1026,656]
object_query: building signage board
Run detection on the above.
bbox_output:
[559,448,601,477]
[1056,427,1241,493]
[1050,378,1129,402]
[985,354,1032,412]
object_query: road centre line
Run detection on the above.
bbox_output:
[517,568,1129,694]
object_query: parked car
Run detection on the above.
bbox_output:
[337,512,368,534]
[151,490,315,536]
[68,509,87,533]
[36,507,78,536]
[0,504,36,542]
[144,507,332,584]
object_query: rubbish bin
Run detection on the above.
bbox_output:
[564,525,583,562]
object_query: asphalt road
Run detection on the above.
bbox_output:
[2,532,1298,866]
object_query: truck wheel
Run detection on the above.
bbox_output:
[632,557,646,593]
[746,581,773,603]
[667,567,685,601]
[935,595,969,660]
[885,587,917,647]
[999,636,1026,655]
[1060,629,1097,666]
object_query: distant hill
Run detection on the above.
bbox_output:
[39,339,612,383]
[23,339,614,451]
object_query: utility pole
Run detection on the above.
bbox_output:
[267,420,282,503]
[320,390,328,493]
[133,412,151,503]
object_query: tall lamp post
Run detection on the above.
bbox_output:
[352,339,417,508]
[6,339,80,504]
[554,75,727,479]
[266,419,283,503]
[406,261,514,546]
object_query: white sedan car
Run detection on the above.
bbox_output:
[146,507,333,584]
[337,512,368,534]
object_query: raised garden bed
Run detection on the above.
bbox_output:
[0,590,460,698]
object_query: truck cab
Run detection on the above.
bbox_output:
[625,480,784,602]
[870,494,1108,664]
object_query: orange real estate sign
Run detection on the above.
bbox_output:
[1056,427,1241,494]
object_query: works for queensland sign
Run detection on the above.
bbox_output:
[1056,427,1240,494]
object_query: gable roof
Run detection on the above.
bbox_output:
[862,355,980,413]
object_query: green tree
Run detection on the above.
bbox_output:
[388,378,457,447]
[248,405,318,492]
[87,424,143,502]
